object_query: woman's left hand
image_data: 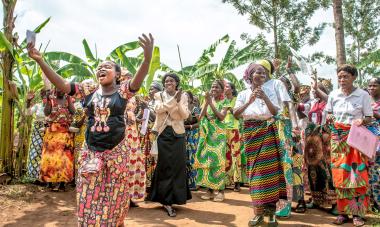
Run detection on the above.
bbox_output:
[139,33,154,61]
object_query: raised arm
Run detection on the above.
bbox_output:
[129,34,154,91]
[27,43,71,93]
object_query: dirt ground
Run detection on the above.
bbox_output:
[0,184,379,227]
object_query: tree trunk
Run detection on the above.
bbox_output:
[0,0,17,174]
[332,0,346,66]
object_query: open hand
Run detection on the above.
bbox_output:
[139,33,154,61]
[27,42,43,62]
[205,91,212,104]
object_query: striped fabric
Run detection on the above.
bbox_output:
[243,119,287,206]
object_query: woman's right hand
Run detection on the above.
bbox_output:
[27,43,43,62]
[26,91,35,101]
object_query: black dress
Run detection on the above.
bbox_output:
[147,126,192,205]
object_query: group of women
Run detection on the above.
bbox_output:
[25,34,380,227]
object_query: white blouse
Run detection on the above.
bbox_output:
[325,88,373,125]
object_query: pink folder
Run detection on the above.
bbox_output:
[347,124,379,159]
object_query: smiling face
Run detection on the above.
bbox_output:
[368,78,380,98]
[211,81,223,98]
[337,70,356,90]
[251,66,266,87]
[96,61,119,86]
[149,86,160,99]
[224,83,232,96]
[164,76,177,93]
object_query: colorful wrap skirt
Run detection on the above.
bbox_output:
[186,128,199,190]
[27,121,45,180]
[225,129,243,185]
[40,122,74,183]
[330,122,369,217]
[77,138,130,226]
[243,119,287,207]
[195,118,227,190]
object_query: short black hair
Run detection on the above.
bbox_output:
[162,73,180,90]
[226,81,238,97]
[337,64,358,77]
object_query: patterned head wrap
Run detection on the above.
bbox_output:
[319,78,333,94]
[243,63,263,85]
[257,59,273,79]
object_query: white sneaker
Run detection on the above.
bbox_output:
[201,190,213,200]
[213,191,224,202]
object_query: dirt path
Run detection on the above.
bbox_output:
[0,184,379,227]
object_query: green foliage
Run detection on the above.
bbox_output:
[222,0,330,62]
[343,0,380,85]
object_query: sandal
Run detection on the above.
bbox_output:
[294,200,306,213]
[248,215,263,226]
[163,205,176,217]
[352,216,365,227]
[333,215,349,225]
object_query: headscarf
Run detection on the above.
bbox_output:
[257,59,273,79]
[243,63,262,85]
[150,81,163,91]
[319,78,333,94]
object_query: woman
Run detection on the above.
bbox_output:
[325,64,372,226]
[71,100,87,182]
[125,96,146,205]
[138,82,162,194]
[27,33,154,226]
[256,59,301,217]
[224,81,244,191]
[40,88,75,191]
[184,91,200,191]
[147,73,192,217]
[25,91,46,182]
[302,77,337,214]
[367,77,380,213]
[235,63,286,227]
[195,80,228,202]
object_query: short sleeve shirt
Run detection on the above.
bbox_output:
[263,79,291,111]
[70,79,135,152]
[234,86,281,120]
[325,88,373,125]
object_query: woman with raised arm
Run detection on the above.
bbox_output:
[27,33,154,227]
[195,80,229,202]
[146,73,192,217]
[236,63,286,227]
[325,64,371,226]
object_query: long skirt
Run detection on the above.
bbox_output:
[74,124,86,180]
[243,119,287,207]
[305,124,336,207]
[330,122,369,217]
[27,121,45,180]
[147,126,191,205]
[225,129,243,185]
[126,124,146,200]
[195,118,227,190]
[40,123,74,183]
[142,127,156,191]
[77,139,130,226]
[367,124,380,206]
[186,128,199,190]
[276,118,304,211]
